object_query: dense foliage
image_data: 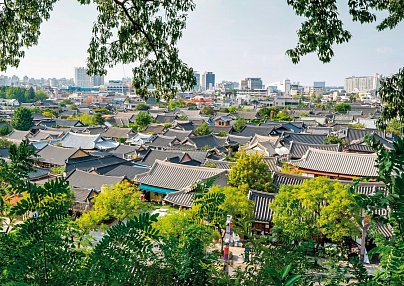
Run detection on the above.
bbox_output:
[0,86,48,103]
[11,107,33,131]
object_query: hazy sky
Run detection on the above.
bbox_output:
[2,0,403,86]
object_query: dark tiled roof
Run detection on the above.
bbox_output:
[102,127,134,139]
[228,134,252,146]
[232,125,272,137]
[142,125,166,134]
[344,128,384,143]
[186,134,228,149]
[66,169,124,191]
[291,148,378,177]
[155,114,177,124]
[72,187,94,202]
[289,142,341,159]
[65,154,127,173]
[282,132,327,145]
[248,190,276,222]
[163,129,193,141]
[140,149,207,167]
[95,162,149,179]
[109,144,142,158]
[306,127,333,135]
[263,157,279,172]
[346,144,374,153]
[37,145,80,166]
[135,160,226,191]
[147,135,180,149]
[164,189,194,208]
[6,130,30,142]
[208,125,233,134]
[204,159,235,169]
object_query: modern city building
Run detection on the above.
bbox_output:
[107,80,129,94]
[202,72,215,91]
[313,81,326,88]
[246,78,263,90]
[91,75,105,87]
[344,74,381,93]
[193,71,201,92]
[74,67,92,88]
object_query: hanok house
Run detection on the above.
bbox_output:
[36,145,89,169]
[213,115,232,127]
[289,148,378,180]
[65,169,126,214]
[135,160,227,203]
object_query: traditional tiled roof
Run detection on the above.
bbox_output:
[164,189,194,208]
[163,129,193,141]
[140,149,207,167]
[232,125,272,137]
[346,144,374,153]
[142,124,166,134]
[29,129,65,141]
[60,132,102,149]
[155,114,177,124]
[248,190,276,222]
[6,130,30,143]
[228,134,252,146]
[65,153,127,173]
[289,142,341,159]
[282,133,327,145]
[72,187,94,203]
[204,159,235,169]
[343,128,384,143]
[102,127,134,139]
[37,145,81,166]
[66,169,124,191]
[185,134,228,149]
[234,111,258,120]
[208,125,233,134]
[263,157,279,172]
[135,160,226,191]
[291,148,378,177]
[146,135,180,149]
[109,144,142,158]
[306,127,333,135]
[95,162,149,179]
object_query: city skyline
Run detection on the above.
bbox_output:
[1,0,403,86]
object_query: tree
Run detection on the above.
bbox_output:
[0,124,10,136]
[135,103,150,111]
[194,122,211,136]
[11,107,33,131]
[349,122,366,129]
[92,113,105,125]
[201,105,214,116]
[135,111,152,128]
[228,149,275,192]
[271,177,360,244]
[386,118,403,135]
[34,90,48,101]
[211,184,255,238]
[0,138,12,147]
[324,134,347,146]
[334,103,351,113]
[273,111,293,122]
[232,118,246,132]
[286,1,404,64]
[78,181,150,230]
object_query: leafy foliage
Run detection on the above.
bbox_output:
[201,105,214,116]
[334,102,351,113]
[228,149,275,192]
[349,122,366,129]
[272,177,360,243]
[286,0,404,63]
[11,107,33,131]
[78,181,150,230]
[324,134,347,146]
[232,118,246,132]
[194,121,212,136]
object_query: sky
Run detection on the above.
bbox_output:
[2,0,404,86]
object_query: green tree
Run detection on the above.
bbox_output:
[11,107,33,131]
[92,113,105,125]
[334,103,351,113]
[0,138,12,147]
[135,103,150,111]
[201,105,214,116]
[386,118,403,135]
[349,122,366,129]
[194,122,211,136]
[271,177,360,244]
[135,111,152,128]
[0,124,11,136]
[228,149,275,192]
[273,111,293,122]
[34,90,48,101]
[78,181,150,230]
[232,118,246,132]
[324,134,347,146]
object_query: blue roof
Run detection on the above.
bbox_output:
[139,184,176,195]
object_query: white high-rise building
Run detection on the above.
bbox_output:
[74,67,92,88]
[344,74,381,93]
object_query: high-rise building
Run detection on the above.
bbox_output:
[74,67,92,88]
[313,81,326,88]
[91,75,105,87]
[344,74,381,93]
[193,71,201,91]
[245,78,263,90]
[202,72,215,91]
